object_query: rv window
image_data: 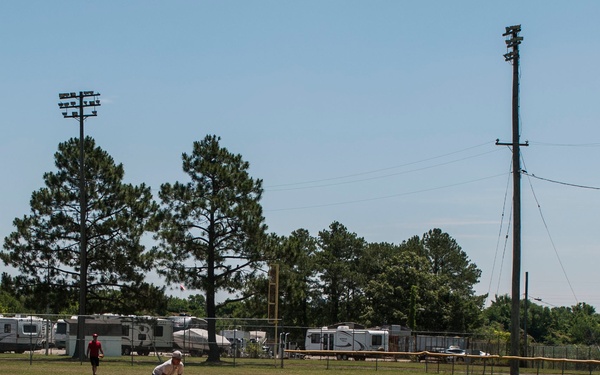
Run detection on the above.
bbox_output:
[4,324,10,333]
[310,333,321,344]
[154,326,164,337]
[138,333,147,340]
[372,335,383,346]
[23,324,37,334]
[122,326,129,336]
[56,322,67,334]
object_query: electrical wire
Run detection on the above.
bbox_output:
[265,141,497,190]
[521,158,579,305]
[487,160,512,303]
[266,172,508,212]
[267,149,502,192]
[521,172,600,190]
[528,141,600,148]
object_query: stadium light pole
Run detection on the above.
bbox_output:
[58,91,100,361]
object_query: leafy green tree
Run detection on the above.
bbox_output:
[257,229,319,328]
[1,137,160,314]
[163,294,206,317]
[524,300,553,343]
[361,246,432,327]
[151,135,267,362]
[569,303,600,345]
[0,274,25,313]
[315,222,366,324]
[484,294,513,331]
[420,229,484,332]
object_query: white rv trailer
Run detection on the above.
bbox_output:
[96,314,175,355]
[0,316,46,353]
[120,316,175,356]
[51,319,68,349]
[305,325,389,360]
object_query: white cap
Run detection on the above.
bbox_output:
[171,350,182,359]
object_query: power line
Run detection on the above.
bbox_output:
[266,140,497,190]
[488,161,512,302]
[522,159,579,306]
[528,141,600,148]
[266,172,507,212]
[522,171,600,190]
[268,149,502,192]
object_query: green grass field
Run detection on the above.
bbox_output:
[1,354,491,375]
[4,353,590,375]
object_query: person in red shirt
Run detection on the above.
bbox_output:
[86,333,104,375]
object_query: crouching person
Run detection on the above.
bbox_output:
[153,350,184,375]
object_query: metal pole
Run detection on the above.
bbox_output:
[77,92,87,362]
[57,91,100,361]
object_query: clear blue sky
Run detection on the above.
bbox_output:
[2,1,600,310]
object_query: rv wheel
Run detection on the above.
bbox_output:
[342,354,348,360]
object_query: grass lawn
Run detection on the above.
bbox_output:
[4,353,586,375]
[1,353,482,375]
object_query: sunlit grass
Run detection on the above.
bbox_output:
[4,353,594,375]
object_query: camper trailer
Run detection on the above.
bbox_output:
[51,319,68,349]
[305,325,389,360]
[94,315,175,356]
[0,316,46,353]
[119,316,175,356]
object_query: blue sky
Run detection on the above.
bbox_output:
[2,1,600,310]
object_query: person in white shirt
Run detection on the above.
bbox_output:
[152,350,184,375]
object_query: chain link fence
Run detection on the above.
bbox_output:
[3,313,600,374]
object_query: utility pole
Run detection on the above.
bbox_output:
[524,271,529,357]
[496,25,527,375]
[58,91,101,361]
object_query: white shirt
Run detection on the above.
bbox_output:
[152,359,184,375]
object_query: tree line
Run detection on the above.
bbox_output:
[2,135,599,361]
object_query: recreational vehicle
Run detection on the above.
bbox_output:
[52,319,68,349]
[0,316,46,353]
[119,316,175,356]
[95,314,175,355]
[305,325,389,360]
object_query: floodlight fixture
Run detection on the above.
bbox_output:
[503,24,521,36]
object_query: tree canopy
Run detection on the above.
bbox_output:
[1,137,163,314]
[151,134,267,362]
[2,134,599,348]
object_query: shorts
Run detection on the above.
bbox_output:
[90,357,100,366]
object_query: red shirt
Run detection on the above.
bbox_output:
[87,339,102,357]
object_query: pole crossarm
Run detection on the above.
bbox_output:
[495,139,529,147]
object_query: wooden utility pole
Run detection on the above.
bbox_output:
[496,25,527,375]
